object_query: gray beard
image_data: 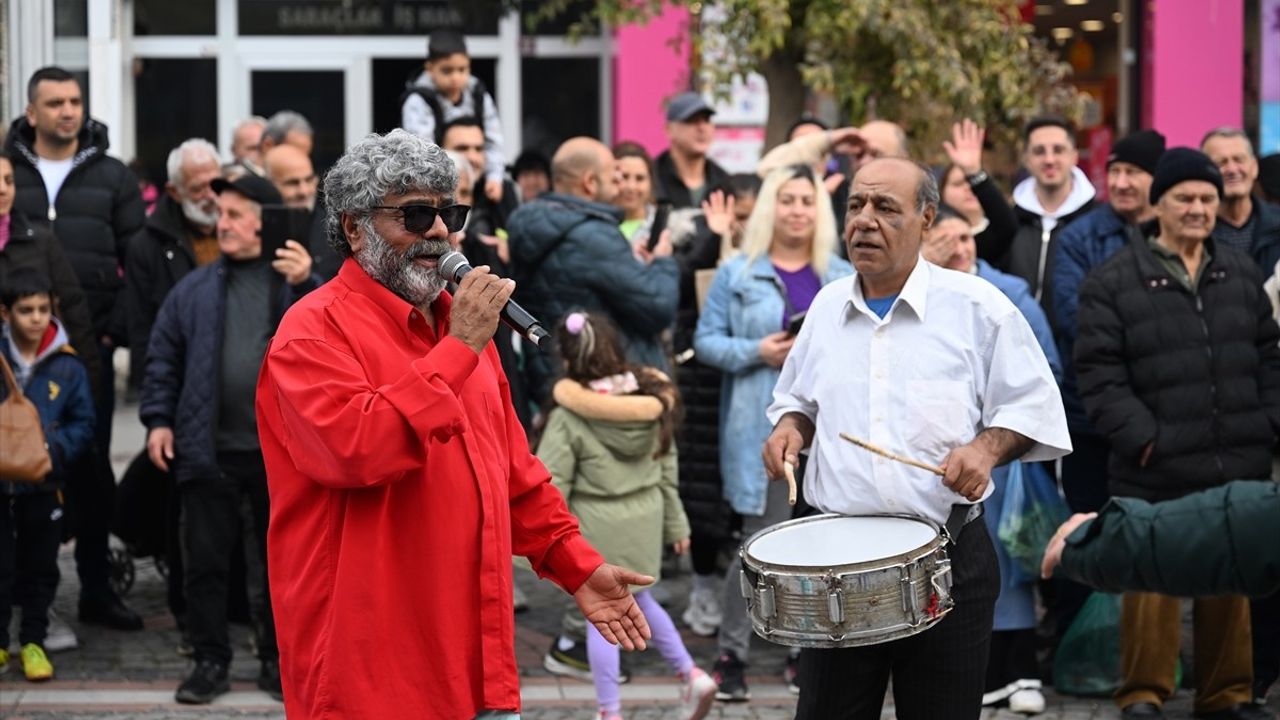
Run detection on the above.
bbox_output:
[181,197,218,229]
[355,225,450,307]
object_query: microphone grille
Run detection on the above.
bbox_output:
[437,251,469,283]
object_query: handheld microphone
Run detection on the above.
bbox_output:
[437,251,550,347]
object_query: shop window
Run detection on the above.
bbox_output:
[54,0,88,36]
[520,57,599,157]
[252,70,345,173]
[134,0,217,35]
[133,59,218,189]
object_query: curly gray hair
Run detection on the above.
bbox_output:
[324,129,459,258]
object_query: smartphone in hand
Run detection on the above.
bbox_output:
[646,202,672,252]
[260,205,312,259]
[786,310,807,337]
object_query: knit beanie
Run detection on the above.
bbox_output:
[1149,147,1224,204]
[1107,129,1165,175]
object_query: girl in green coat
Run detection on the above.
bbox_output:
[536,311,717,720]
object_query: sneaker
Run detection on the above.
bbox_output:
[679,667,717,719]
[543,638,592,682]
[598,711,623,720]
[20,643,53,681]
[175,659,230,704]
[784,651,800,695]
[1008,686,1046,714]
[45,609,79,652]
[711,650,750,702]
[682,588,721,637]
[258,659,284,702]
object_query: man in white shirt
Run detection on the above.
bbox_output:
[763,157,1070,719]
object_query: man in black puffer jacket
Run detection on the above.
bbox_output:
[7,68,145,393]
[507,137,679,405]
[7,66,146,632]
[1076,148,1280,720]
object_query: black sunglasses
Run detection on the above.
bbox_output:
[371,204,470,234]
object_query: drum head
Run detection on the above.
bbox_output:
[746,515,937,567]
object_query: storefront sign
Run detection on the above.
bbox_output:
[238,0,502,36]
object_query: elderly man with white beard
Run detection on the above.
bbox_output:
[125,138,225,381]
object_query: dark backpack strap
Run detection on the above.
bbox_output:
[398,86,448,143]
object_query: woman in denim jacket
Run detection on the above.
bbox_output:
[693,164,852,698]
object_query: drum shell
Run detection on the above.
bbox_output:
[740,514,954,648]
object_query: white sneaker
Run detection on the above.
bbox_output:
[679,667,717,720]
[44,609,79,653]
[681,589,719,637]
[1008,679,1045,715]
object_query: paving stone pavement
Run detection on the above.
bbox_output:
[2,382,1276,718]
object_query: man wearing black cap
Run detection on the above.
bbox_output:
[654,91,731,209]
[140,172,318,705]
[1202,128,1280,276]
[1075,147,1280,720]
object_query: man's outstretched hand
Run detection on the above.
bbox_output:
[574,563,654,651]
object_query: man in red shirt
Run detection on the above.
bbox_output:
[255,129,653,719]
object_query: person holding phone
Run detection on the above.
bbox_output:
[140,173,318,705]
[693,164,852,701]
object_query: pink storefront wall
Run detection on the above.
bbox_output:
[1143,0,1244,147]
[612,5,692,155]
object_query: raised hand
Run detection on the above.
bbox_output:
[701,190,736,238]
[942,119,985,176]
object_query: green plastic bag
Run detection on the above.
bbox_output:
[1054,592,1122,697]
[1054,592,1182,697]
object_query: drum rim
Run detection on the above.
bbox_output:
[741,513,945,574]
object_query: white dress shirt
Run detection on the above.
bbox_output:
[766,257,1071,526]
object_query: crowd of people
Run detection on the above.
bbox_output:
[2,24,1280,720]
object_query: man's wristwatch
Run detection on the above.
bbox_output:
[965,169,989,187]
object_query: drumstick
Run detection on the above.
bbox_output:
[783,461,798,506]
[839,432,945,477]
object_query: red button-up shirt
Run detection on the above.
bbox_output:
[256,259,604,719]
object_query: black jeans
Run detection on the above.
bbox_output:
[795,518,1001,720]
[0,492,64,647]
[180,451,277,665]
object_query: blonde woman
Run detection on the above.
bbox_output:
[693,164,853,700]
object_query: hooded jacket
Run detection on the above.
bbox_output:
[1,315,96,493]
[997,166,1097,332]
[536,375,689,581]
[506,193,679,400]
[6,116,145,339]
[0,211,100,388]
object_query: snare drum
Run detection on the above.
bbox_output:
[739,514,953,648]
